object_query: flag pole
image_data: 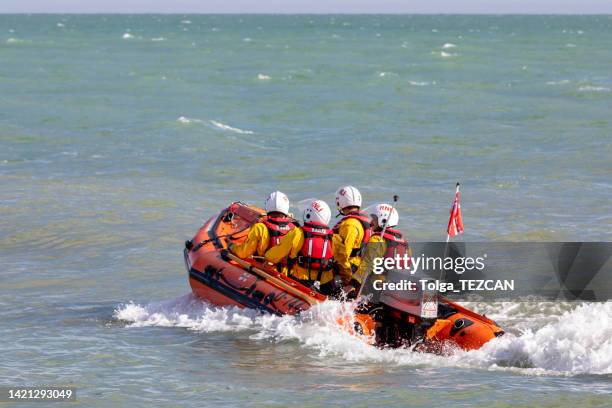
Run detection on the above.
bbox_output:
[440,182,460,283]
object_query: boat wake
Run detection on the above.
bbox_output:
[114,295,612,376]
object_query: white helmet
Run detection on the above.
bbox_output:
[303,199,332,226]
[265,191,290,215]
[335,185,362,211]
[371,203,399,228]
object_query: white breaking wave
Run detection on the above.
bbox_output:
[209,120,254,134]
[378,71,398,78]
[408,80,434,87]
[6,38,24,44]
[442,43,457,49]
[546,79,571,85]
[177,117,255,135]
[177,116,203,124]
[122,33,134,39]
[465,302,612,375]
[257,73,271,80]
[440,51,457,58]
[115,295,612,376]
[578,85,610,92]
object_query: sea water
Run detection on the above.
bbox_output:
[1,15,611,407]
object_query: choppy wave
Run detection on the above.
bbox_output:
[408,80,435,87]
[578,85,610,93]
[177,116,203,124]
[6,37,25,44]
[209,120,254,134]
[115,295,612,376]
[177,117,255,135]
[546,79,571,85]
[466,302,612,375]
[378,71,398,78]
[440,51,458,58]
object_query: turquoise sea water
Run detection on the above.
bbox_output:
[1,15,611,407]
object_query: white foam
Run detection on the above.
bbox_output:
[257,73,271,80]
[122,33,134,40]
[442,43,457,49]
[115,294,261,332]
[209,120,254,135]
[181,20,191,25]
[408,80,433,87]
[578,85,610,92]
[177,117,254,135]
[440,51,457,58]
[115,295,612,375]
[56,23,65,28]
[151,37,166,42]
[243,37,252,42]
[465,302,612,374]
[546,79,571,85]
[177,116,203,124]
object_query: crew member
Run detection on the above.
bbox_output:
[332,185,372,292]
[264,199,336,295]
[355,203,409,287]
[229,191,297,261]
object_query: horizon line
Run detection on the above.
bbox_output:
[1,12,612,16]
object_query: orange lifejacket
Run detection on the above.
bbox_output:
[261,216,297,247]
[333,213,372,257]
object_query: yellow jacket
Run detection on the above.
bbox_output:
[264,228,334,284]
[354,235,385,285]
[332,217,365,283]
[229,222,270,258]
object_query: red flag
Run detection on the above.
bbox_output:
[447,184,464,237]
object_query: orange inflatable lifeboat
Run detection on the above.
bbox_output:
[184,202,325,316]
[184,202,503,351]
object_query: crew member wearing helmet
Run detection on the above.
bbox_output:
[229,191,297,262]
[264,199,336,295]
[354,203,409,287]
[332,186,372,291]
